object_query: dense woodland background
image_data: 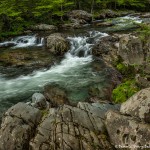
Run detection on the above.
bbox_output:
[0,0,150,38]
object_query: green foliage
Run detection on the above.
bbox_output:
[112,79,140,103]
[0,0,149,38]
[138,23,150,41]
[116,63,136,78]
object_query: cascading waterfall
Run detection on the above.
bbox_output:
[0,31,108,114]
[0,35,44,48]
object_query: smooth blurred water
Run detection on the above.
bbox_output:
[0,31,108,115]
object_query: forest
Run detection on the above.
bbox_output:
[0,0,150,38]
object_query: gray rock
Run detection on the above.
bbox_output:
[68,10,92,24]
[118,34,144,65]
[0,102,42,150]
[30,103,116,149]
[120,88,150,123]
[135,74,150,88]
[92,35,119,65]
[32,93,47,109]
[46,33,70,55]
[30,24,58,32]
[105,110,150,149]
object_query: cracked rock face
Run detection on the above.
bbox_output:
[0,102,42,150]
[120,88,150,123]
[0,102,119,150]
[29,102,118,150]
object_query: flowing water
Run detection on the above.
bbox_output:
[0,15,143,116]
[0,31,109,115]
[0,35,44,48]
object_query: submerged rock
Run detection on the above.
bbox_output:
[44,83,69,106]
[46,33,70,55]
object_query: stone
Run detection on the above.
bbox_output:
[92,35,119,65]
[120,88,150,123]
[118,34,144,65]
[135,74,150,88]
[105,110,150,149]
[30,103,117,149]
[32,93,47,109]
[96,22,114,27]
[44,84,69,106]
[68,10,92,23]
[30,24,58,32]
[0,102,42,150]
[46,33,70,55]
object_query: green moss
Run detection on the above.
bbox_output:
[138,23,150,41]
[112,79,140,103]
[116,63,136,78]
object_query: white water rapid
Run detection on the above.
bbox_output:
[0,31,108,113]
[0,35,44,48]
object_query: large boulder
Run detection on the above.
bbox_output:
[30,24,58,32]
[46,33,70,55]
[105,88,150,149]
[105,111,150,149]
[0,102,42,150]
[120,88,150,123]
[92,35,119,65]
[68,10,92,24]
[118,34,144,65]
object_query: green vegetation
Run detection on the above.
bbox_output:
[112,79,140,103]
[112,57,141,103]
[138,23,150,41]
[116,63,137,78]
[0,0,149,39]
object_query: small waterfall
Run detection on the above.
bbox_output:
[0,35,44,48]
[68,31,108,57]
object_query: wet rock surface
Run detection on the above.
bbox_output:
[44,84,69,106]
